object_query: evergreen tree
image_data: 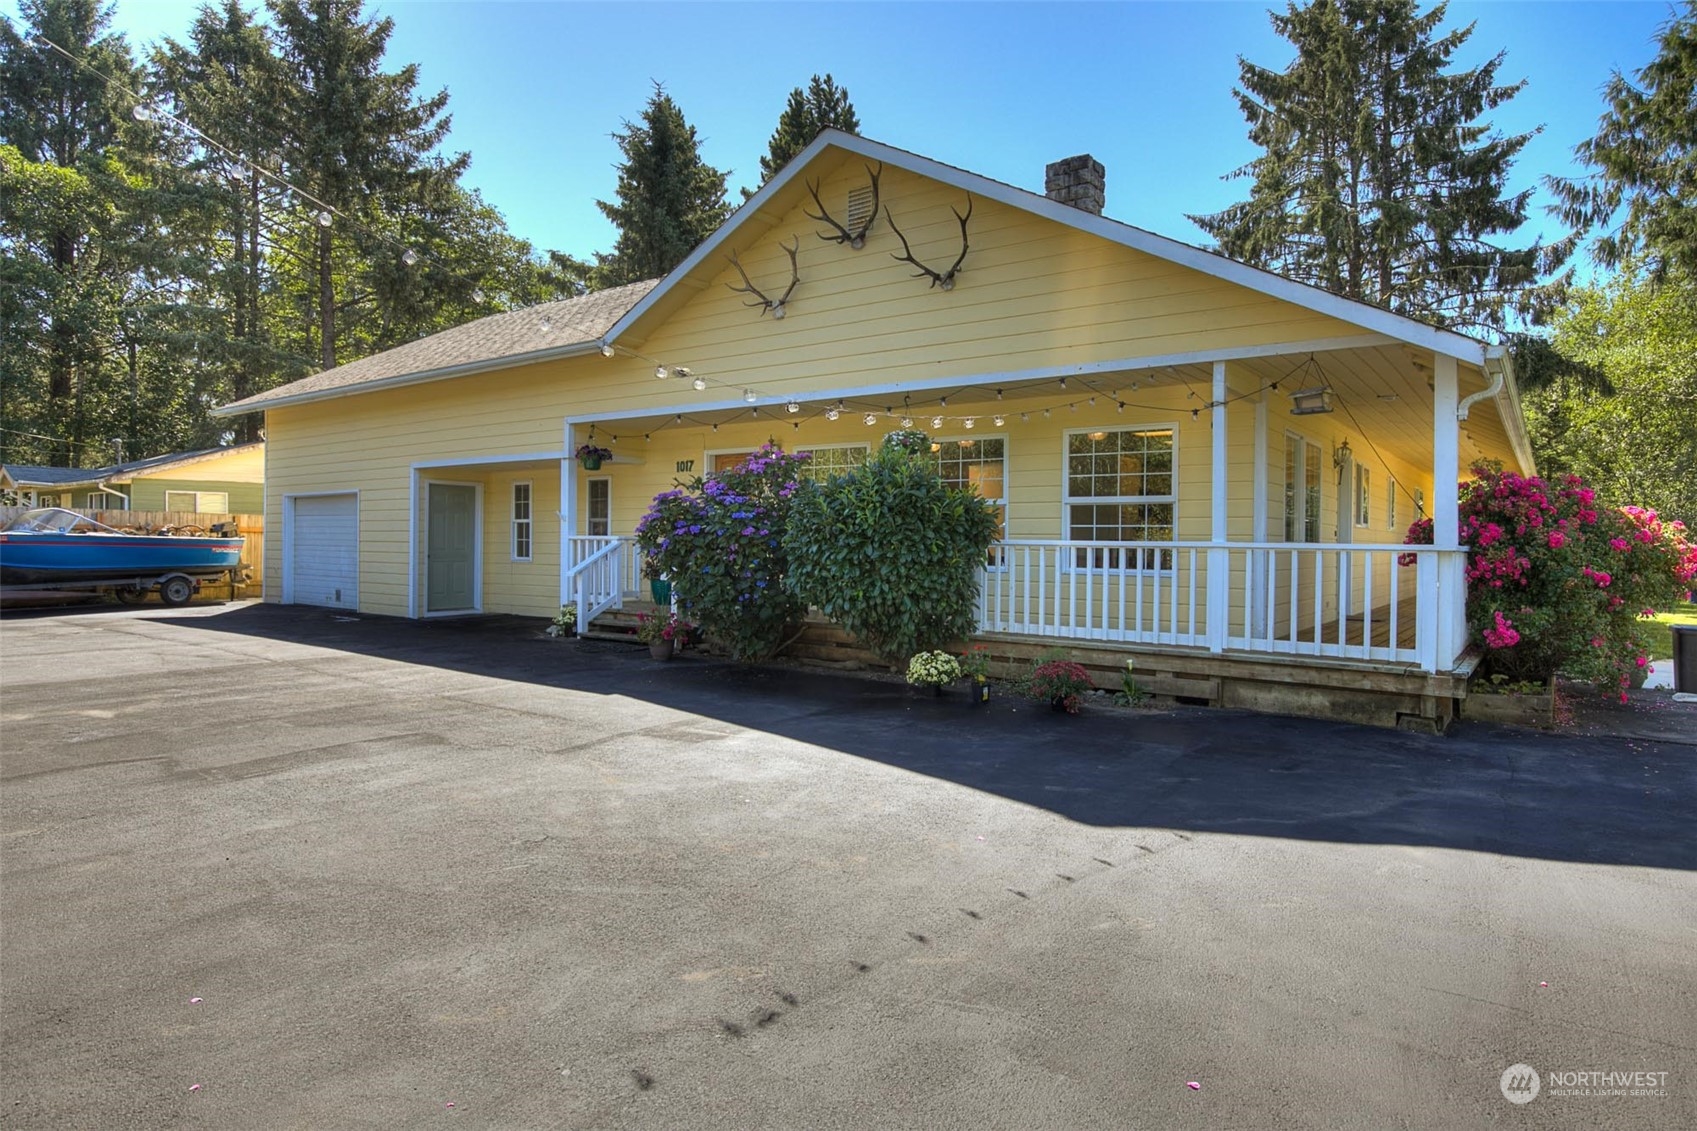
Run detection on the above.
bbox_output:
[0,0,195,465]
[755,73,859,188]
[1190,0,1551,337]
[267,0,467,369]
[1547,3,1697,281]
[155,0,304,444]
[593,84,729,287]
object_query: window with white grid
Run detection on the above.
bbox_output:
[933,435,1007,547]
[795,444,868,481]
[1064,428,1175,569]
[511,482,532,561]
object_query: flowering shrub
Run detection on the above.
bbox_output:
[634,444,812,661]
[1403,463,1696,697]
[1028,659,1094,714]
[906,650,963,688]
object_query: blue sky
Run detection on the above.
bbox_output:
[6,1,1676,264]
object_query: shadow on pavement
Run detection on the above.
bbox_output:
[152,603,1697,872]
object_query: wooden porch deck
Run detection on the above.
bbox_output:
[1275,595,1421,651]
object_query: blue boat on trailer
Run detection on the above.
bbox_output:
[0,508,244,606]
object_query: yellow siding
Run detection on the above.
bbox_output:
[259,156,1473,619]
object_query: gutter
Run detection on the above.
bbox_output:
[210,341,603,417]
[1480,345,1538,476]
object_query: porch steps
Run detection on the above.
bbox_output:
[583,603,664,643]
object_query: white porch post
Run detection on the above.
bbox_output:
[1250,388,1269,639]
[1426,353,1461,670]
[1207,360,1230,652]
[559,423,579,609]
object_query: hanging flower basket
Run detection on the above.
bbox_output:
[576,443,612,471]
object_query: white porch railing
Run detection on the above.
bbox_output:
[564,536,628,625]
[979,541,1469,671]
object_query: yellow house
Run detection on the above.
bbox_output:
[0,442,266,514]
[216,133,1532,726]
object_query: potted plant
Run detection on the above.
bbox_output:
[960,644,992,704]
[545,603,578,638]
[906,650,962,696]
[641,553,671,606]
[576,442,612,471]
[635,611,689,660]
[1029,658,1093,714]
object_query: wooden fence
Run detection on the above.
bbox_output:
[0,507,264,597]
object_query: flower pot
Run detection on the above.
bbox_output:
[650,578,672,605]
[648,638,674,661]
[972,677,990,705]
[580,455,602,471]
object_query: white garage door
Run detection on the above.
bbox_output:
[288,493,358,609]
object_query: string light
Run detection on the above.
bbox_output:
[314,210,332,228]
[825,408,840,421]
[786,401,801,414]
[655,365,669,380]
[1058,377,1067,389]
[538,316,552,333]
[743,389,757,403]
[863,412,877,426]
[692,374,707,391]
[964,417,975,430]
[400,249,419,267]
[900,417,913,428]
[601,344,615,358]
[992,415,1004,427]
[931,416,944,429]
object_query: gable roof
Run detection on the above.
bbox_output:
[213,130,1493,418]
[605,130,1490,366]
[213,281,658,416]
[0,443,264,490]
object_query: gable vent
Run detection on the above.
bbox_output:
[845,183,876,231]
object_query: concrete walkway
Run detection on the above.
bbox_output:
[2,602,1693,1129]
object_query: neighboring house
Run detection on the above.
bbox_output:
[215,131,1533,727]
[0,443,265,514]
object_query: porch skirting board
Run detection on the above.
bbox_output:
[591,607,1474,733]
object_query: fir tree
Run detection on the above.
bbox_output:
[593,83,729,287]
[1190,0,1551,337]
[268,0,467,369]
[1547,3,1697,281]
[755,73,859,188]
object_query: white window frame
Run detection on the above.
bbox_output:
[1354,465,1371,528]
[585,476,611,537]
[794,442,870,481]
[165,489,229,513]
[1387,477,1397,532]
[511,480,533,562]
[1061,424,1178,572]
[1284,432,1324,543]
[704,447,756,474]
[933,433,1008,565]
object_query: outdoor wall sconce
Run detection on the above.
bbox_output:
[1289,386,1334,415]
[1333,438,1352,482]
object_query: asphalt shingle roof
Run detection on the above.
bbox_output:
[1,444,259,488]
[219,280,658,414]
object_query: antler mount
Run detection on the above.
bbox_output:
[804,162,882,249]
[726,237,801,319]
[885,194,973,291]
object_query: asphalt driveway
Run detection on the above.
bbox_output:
[2,602,1693,1129]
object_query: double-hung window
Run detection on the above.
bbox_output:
[1065,428,1175,569]
[934,436,1007,563]
[511,482,533,561]
[165,490,229,513]
[1354,465,1371,528]
[795,444,868,481]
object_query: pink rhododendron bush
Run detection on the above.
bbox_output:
[1404,464,1697,698]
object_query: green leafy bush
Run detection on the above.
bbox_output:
[784,433,1000,666]
[634,444,811,661]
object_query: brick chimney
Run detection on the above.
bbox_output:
[1045,155,1105,215]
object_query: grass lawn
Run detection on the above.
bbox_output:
[1644,608,1697,659]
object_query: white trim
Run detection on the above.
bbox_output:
[603,129,1488,365]
[408,471,418,617]
[703,445,759,471]
[1059,422,1179,569]
[211,345,601,416]
[410,450,565,471]
[511,480,534,562]
[585,475,612,537]
[281,490,359,608]
[422,479,483,616]
[1209,362,1228,543]
[563,335,1398,427]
